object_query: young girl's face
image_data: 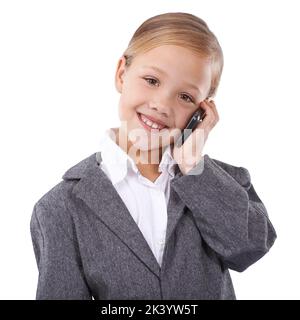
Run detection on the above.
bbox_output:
[115,44,212,151]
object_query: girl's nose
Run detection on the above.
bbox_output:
[149,99,170,117]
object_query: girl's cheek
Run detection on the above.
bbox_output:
[123,85,146,105]
[173,111,190,130]
[135,87,152,101]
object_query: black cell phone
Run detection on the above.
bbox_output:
[174,108,206,148]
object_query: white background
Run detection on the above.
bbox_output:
[1,0,299,300]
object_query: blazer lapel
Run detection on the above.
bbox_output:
[63,153,161,277]
[62,152,187,278]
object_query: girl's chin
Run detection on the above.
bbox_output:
[128,135,173,152]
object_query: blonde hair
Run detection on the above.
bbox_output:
[123,12,224,99]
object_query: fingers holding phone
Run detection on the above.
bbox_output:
[198,98,219,133]
[173,98,219,148]
[171,98,220,175]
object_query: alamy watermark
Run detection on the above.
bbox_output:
[102,121,205,175]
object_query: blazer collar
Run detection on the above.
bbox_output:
[62,152,185,277]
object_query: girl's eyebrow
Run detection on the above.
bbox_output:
[142,65,167,75]
[141,65,203,95]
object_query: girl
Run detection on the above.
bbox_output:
[30,12,277,300]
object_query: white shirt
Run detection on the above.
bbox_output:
[96,128,178,267]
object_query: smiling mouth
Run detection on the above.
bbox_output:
[137,112,169,132]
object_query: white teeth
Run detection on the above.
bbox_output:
[145,120,153,126]
[140,114,165,129]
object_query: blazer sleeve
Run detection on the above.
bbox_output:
[30,200,92,299]
[171,154,277,272]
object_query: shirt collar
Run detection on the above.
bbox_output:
[98,128,178,185]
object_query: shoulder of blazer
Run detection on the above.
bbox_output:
[206,155,252,189]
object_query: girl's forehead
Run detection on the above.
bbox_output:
[132,46,210,68]
[132,54,211,79]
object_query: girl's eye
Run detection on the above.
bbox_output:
[179,93,194,104]
[144,77,159,86]
[143,77,194,104]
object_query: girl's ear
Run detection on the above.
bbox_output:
[115,56,127,93]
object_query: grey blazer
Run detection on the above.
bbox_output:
[30,152,277,300]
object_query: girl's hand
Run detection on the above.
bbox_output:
[171,99,219,175]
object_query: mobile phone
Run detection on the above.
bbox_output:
[174,108,206,148]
